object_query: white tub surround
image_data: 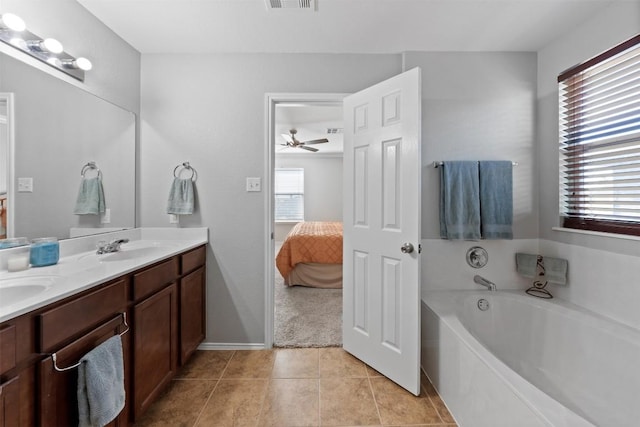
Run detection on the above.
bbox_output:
[422,290,640,426]
[0,227,208,322]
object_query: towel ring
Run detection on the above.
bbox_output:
[173,162,197,181]
[51,312,129,372]
[80,161,102,179]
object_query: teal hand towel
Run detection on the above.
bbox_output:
[439,161,481,240]
[543,256,568,285]
[479,161,513,239]
[516,253,538,278]
[77,335,125,427]
[74,177,105,215]
[167,177,194,215]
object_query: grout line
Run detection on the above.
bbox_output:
[191,378,220,427]
[367,375,384,426]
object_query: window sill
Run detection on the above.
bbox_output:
[552,227,640,242]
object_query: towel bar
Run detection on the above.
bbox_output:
[433,161,518,168]
[173,161,197,181]
[51,312,129,372]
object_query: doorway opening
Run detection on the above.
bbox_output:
[264,93,347,348]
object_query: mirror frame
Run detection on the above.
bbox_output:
[0,93,15,238]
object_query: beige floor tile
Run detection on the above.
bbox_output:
[319,347,367,378]
[223,350,276,379]
[176,350,234,379]
[133,379,216,427]
[320,377,381,426]
[195,379,269,426]
[369,377,441,426]
[366,365,384,377]
[421,375,456,424]
[258,378,319,426]
[272,348,319,379]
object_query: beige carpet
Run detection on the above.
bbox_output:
[274,272,343,348]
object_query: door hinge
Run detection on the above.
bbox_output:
[418,244,422,254]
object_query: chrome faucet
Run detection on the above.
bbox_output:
[96,238,130,254]
[474,275,496,291]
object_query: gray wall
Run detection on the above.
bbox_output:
[537,1,640,257]
[274,154,343,241]
[139,53,401,344]
[404,52,538,240]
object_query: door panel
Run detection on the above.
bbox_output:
[343,68,421,395]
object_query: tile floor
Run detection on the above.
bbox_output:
[134,348,458,427]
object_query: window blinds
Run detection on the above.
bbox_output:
[274,168,304,221]
[559,35,640,235]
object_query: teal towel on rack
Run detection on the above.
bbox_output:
[479,161,513,239]
[516,253,538,278]
[166,177,194,215]
[543,256,568,285]
[77,335,125,427]
[439,161,481,240]
[74,177,105,215]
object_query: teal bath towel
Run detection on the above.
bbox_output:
[439,161,481,240]
[74,177,105,215]
[167,177,194,215]
[543,256,568,285]
[516,252,538,278]
[479,161,513,239]
[77,335,125,427]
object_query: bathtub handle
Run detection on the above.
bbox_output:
[400,242,414,254]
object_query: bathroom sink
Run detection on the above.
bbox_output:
[0,276,56,306]
[98,246,169,262]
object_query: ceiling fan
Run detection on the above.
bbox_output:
[280,129,328,152]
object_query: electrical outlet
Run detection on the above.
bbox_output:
[246,177,261,192]
[169,214,179,224]
[17,177,33,192]
[101,208,111,224]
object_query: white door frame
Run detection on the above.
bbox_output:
[0,93,15,238]
[263,92,348,348]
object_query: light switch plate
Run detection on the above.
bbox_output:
[101,208,111,224]
[17,177,33,192]
[246,177,261,192]
[169,214,179,224]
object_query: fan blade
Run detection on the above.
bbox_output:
[300,145,319,152]
[281,134,294,143]
[301,138,329,145]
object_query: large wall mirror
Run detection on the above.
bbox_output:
[0,53,136,243]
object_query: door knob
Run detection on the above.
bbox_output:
[400,243,414,254]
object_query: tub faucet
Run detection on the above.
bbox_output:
[474,275,496,291]
[96,238,130,254]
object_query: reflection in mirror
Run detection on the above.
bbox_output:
[0,53,136,243]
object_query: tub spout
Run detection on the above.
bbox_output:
[474,275,496,291]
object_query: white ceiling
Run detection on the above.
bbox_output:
[77,0,619,54]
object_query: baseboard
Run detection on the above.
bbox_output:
[197,342,266,351]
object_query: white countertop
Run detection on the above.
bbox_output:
[0,228,208,323]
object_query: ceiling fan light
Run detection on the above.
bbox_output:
[0,13,26,32]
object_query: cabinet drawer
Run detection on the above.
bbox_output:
[39,279,128,353]
[0,325,16,375]
[133,257,179,301]
[181,246,205,274]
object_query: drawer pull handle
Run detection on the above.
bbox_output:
[52,312,129,372]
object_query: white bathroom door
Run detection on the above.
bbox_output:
[342,68,422,395]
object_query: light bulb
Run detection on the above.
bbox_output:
[0,13,26,32]
[61,57,93,71]
[75,57,92,71]
[42,38,63,53]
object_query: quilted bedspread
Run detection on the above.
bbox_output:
[276,221,343,279]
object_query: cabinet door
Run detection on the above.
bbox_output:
[180,267,206,365]
[39,315,129,427]
[0,376,19,427]
[133,283,178,420]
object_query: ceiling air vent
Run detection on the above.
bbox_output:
[266,0,317,11]
[327,128,343,134]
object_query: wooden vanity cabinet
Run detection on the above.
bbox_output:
[131,258,179,420]
[179,246,206,365]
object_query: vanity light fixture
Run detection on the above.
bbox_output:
[0,12,91,81]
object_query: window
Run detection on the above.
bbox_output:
[275,168,304,222]
[558,34,640,236]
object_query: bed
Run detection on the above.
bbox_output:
[276,221,343,288]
